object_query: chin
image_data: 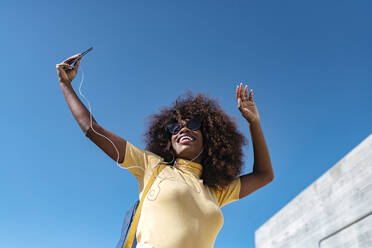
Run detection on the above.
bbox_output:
[179,150,201,160]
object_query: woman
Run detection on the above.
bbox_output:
[56,54,274,248]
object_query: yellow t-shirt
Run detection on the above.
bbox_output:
[120,141,241,248]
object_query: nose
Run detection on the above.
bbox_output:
[174,120,189,135]
[178,125,191,135]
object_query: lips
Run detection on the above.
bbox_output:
[177,134,195,144]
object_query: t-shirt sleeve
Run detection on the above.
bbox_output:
[213,177,241,208]
[119,141,162,192]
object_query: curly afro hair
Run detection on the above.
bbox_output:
[144,92,246,190]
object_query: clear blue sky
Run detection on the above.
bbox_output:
[1,1,371,247]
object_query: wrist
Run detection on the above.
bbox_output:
[247,118,260,127]
[59,81,72,88]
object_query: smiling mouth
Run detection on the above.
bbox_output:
[178,135,195,144]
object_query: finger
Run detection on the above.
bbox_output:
[61,63,74,70]
[56,63,73,71]
[74,58,82,71]
[239,83,244,99]
[56,64,67,79]
[249,89,253,101]
[236,85,239,100]
[237,98,241,108]
[244,85,248,99]
[62,54,81,64]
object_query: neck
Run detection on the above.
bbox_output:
[179,148,204,164]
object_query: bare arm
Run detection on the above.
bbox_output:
[236,84,274,199]
[239,121,273,199]
[56,54,126,164]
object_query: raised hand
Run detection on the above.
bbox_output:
[236,83,260,124]
[56,54,82,85]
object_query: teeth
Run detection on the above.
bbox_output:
[180,136,192,142]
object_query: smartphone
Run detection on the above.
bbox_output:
[69,47,93,66]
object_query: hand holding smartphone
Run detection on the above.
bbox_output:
[56,47,93,84]
[68,47,93,67]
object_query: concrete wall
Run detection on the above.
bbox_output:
[255,134,372,248]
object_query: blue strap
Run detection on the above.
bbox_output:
[115,200,139,248]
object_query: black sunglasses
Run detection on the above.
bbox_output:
[167,118,202,135]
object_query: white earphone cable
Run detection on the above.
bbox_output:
[76,67,203,188]
[77,66,145,172]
